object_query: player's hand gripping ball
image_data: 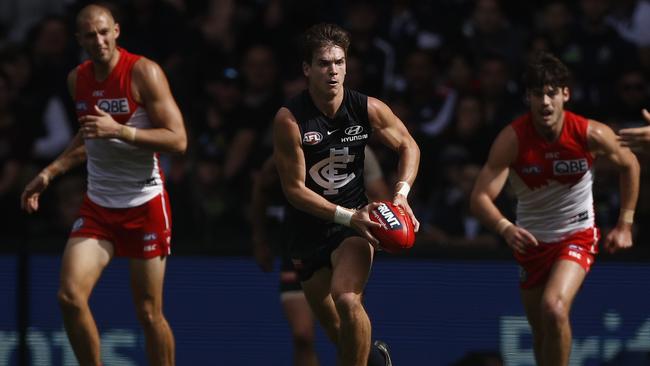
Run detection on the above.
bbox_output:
[369,201,415,253]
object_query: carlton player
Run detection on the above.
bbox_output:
[21,5,185,365]
[273,23,419,366]
[470,52,639,366]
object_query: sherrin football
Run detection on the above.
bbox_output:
[369,201,415,253]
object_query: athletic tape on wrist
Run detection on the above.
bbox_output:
[395,181,410,198]
[495,218,514,236]
[621,209,634,224]
[334,205,353,227]
[120,125,137,143]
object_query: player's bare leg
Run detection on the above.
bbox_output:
[520,286,544,365]
[130,256,175,366]
[330,237,374,366]
[301,267,340,344]
[282,291,319,366]
[540,260,586,365]
[58,238,113,366]
[521,260,586,366]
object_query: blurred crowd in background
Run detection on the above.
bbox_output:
[1,0,650,258]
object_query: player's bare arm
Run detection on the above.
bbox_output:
[618,108,650,152]
[367,96,421,231]
[78,58,187,153]
[470,126,538,253]
[273,107,380,244]
[21,69,87,213]
[588,120,640,253]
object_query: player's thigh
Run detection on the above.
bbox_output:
[129,256,167,307]
[281,291,315,336]
[59,237,114,296]
[330,236,373,296]
[542,259,587,309]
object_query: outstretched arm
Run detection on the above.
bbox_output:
[272,107,380,244]
[367,97,420,231]
[618,109,650,153]
[589,120,640,253]
[470,126,538,253]
[78,58,187,154]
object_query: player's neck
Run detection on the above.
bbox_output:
[309,86,344,118]
[533,111,565,142]
[92,49,121,82]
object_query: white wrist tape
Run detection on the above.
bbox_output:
[334,205,354,227]
[495,218,514,236]
[395,181,411,198]
[120,125,137,143]
[620,209,634,224]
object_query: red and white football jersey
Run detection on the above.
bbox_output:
[509,111,595,242]
[75,48,164,208]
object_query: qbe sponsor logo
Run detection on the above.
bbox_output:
[553,158,588,175]
[97,98,130,114]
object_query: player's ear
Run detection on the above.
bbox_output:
[302,61,309,78]
[562,86,570,103]
[114,22,120,40]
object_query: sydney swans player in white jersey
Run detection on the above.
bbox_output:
[470,52,639,366]
[21,5,186,365]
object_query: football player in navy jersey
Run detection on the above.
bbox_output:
[273,23,420,366]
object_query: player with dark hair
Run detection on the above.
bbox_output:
[273,23,420,366]
[470,52,639,366]
[21,5,186,365]
[251,147,390,366]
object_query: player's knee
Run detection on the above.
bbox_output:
[541,297,569,326]
[57,287,87,313]
[134,301,164,328]
[333,292,363,319]
[292,327,315,349]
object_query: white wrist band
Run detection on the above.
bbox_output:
[120,125,137,143]
[495,218,514,236]
[334,205,354,227]
[621,209,634,224]
[395,181,410,197]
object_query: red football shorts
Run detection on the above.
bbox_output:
[514,227,599,289]
[69,192,172,259]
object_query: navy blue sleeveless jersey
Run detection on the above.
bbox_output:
[284,88,372,230]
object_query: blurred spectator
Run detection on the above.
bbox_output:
[559,0,637,119]
[25,16,77,164]
[461,0,526,71]
[476,54,523,133]
[607,0,650,47]
[417,148,500,252]
[607,67,650,127]
[345,0,395,97]
[441,94,492,165]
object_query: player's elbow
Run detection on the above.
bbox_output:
[469,191,484,218]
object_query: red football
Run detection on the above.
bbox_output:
[368,201,415,253]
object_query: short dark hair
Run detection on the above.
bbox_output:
[524,52,571,91]
[301,23,350,64]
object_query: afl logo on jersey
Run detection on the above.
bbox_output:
[76,101,88,112]
[303,131,323,145]
[521,165,542,175]
[344,125,364,135]
[553,159,588,175]
[97,98,130,114]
